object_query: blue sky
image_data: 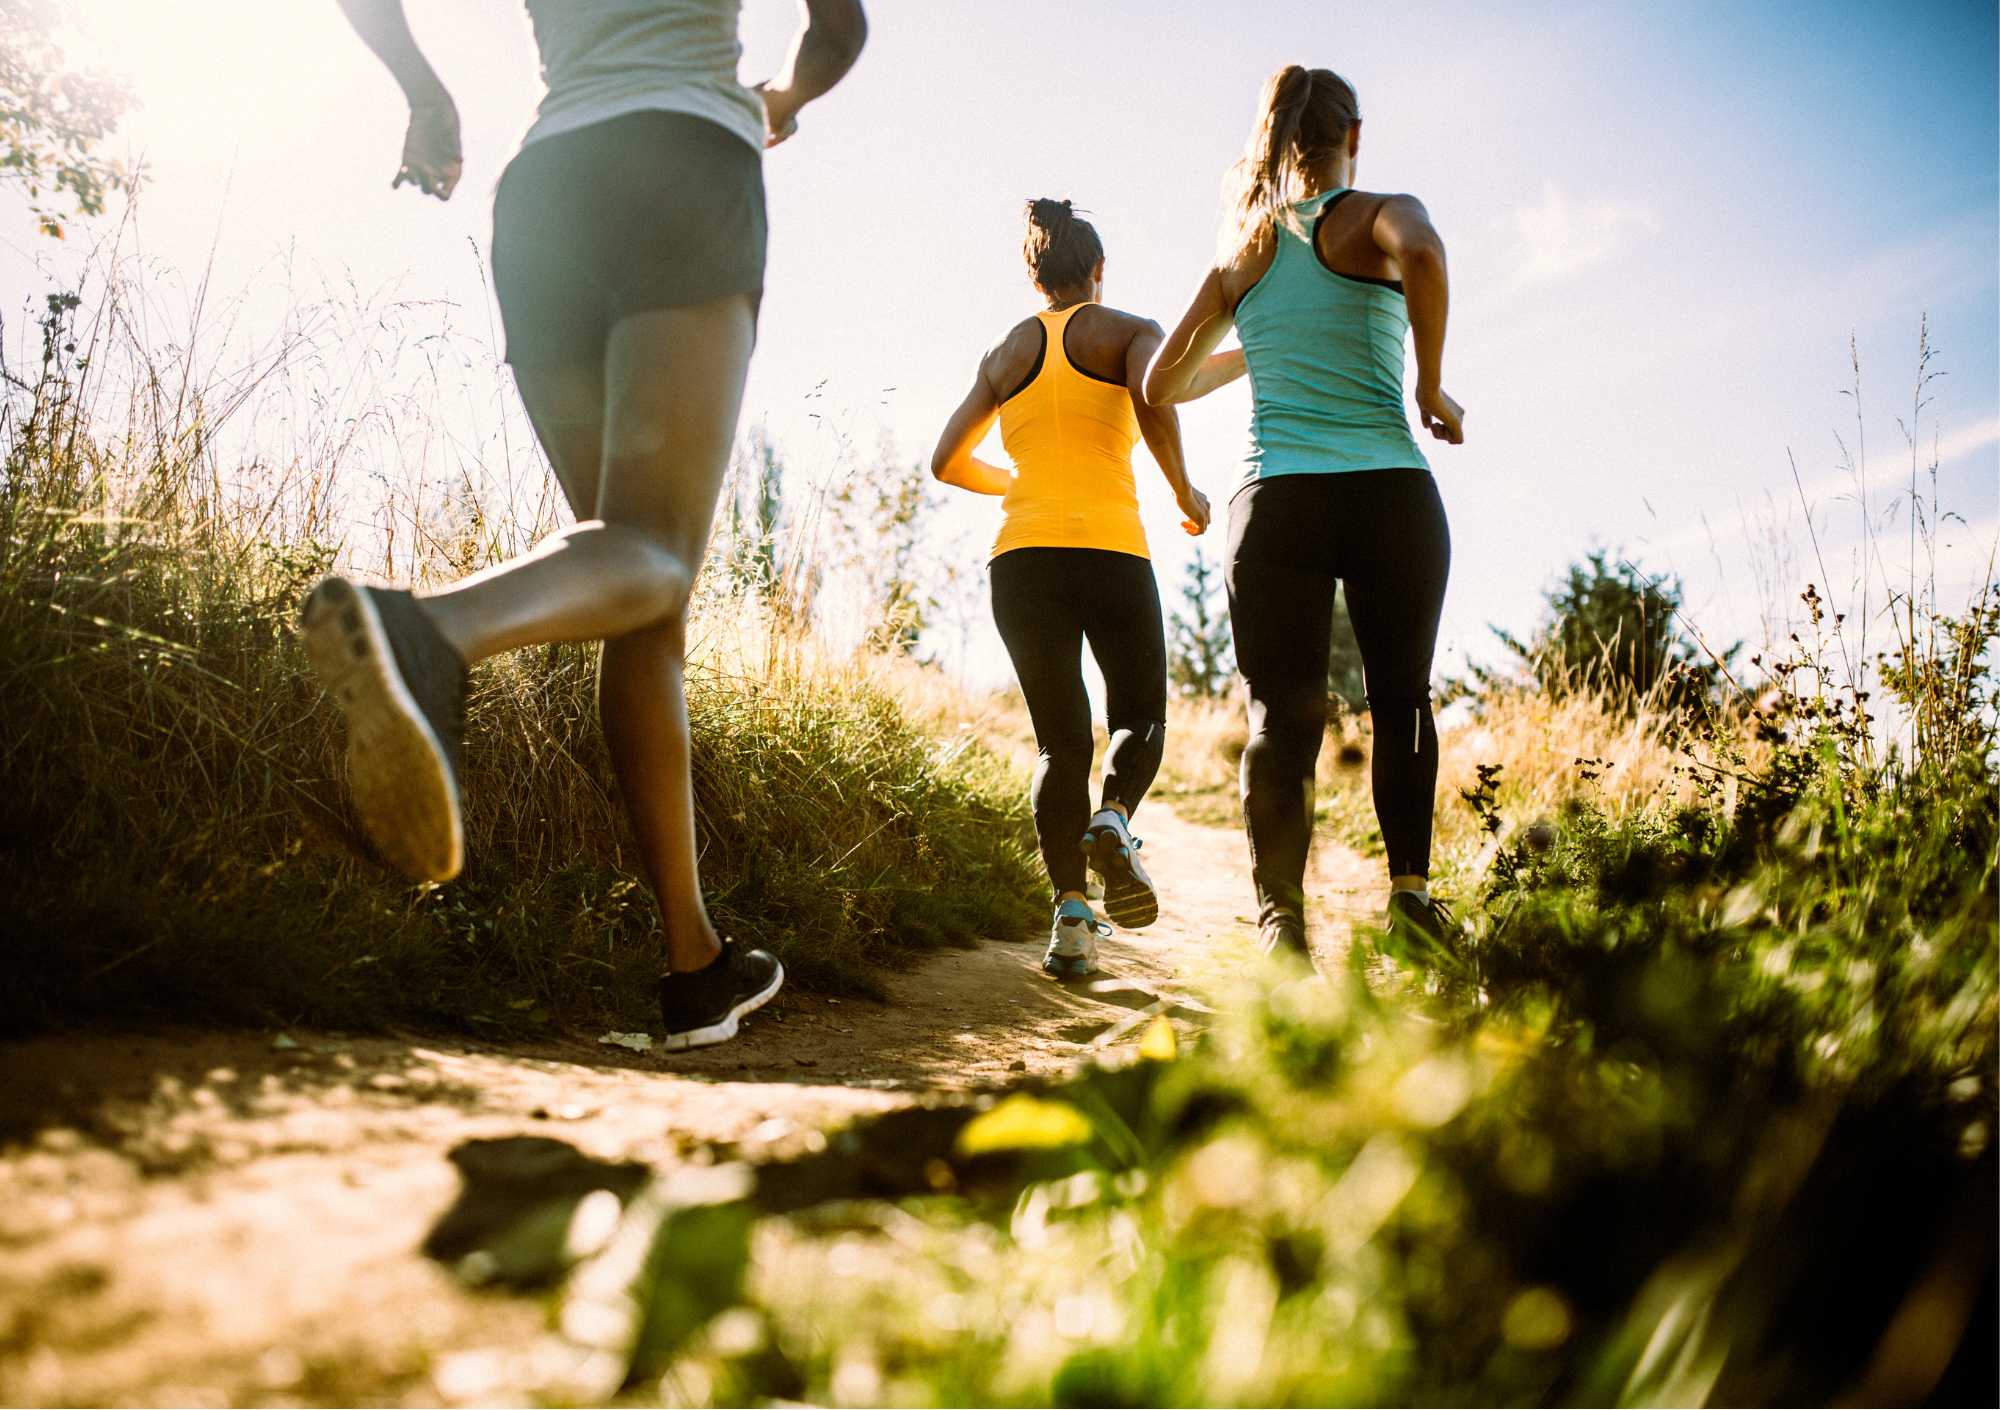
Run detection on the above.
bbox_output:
[12,0,1996,690]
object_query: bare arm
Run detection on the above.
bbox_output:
[1127,323,1209,535]
[336,0,460,199]
[929,366,1011,496]
[755,0,868,148]
[1185,346,1247,400]
[1374,195,1463,444]
[1142,267,1240,407]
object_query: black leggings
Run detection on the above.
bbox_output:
[991,548,1167,899]
[1225,469,1450,918]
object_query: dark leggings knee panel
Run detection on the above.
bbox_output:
[1102,718,1166,814]
[1249,681,1329,741]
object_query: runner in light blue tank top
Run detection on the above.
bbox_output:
[1235,189,1431,490]
[1145,63,1466,965]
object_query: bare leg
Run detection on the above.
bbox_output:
[416,295,757,972]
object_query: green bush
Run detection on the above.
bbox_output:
[1485,551,1733,710]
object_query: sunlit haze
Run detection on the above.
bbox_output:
[16,0,1998,692]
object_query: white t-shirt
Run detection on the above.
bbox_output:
[520,0,766,155]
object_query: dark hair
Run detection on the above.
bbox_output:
[1022,197,1104,292]
[1222,65,1361,254]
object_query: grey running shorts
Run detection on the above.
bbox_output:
[491,109,766,367]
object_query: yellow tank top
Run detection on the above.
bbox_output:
[991,304,1149,561]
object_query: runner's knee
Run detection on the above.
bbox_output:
[586,522,697,628]
[1246,678,1327,746]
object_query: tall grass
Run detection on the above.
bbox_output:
[0,257,1040,1037]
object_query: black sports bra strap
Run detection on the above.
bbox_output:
[1309,190,1406,294]
[1310,188,1356,244]
[1002,320,1048,404]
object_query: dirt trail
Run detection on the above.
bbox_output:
[0,808,1382,1407]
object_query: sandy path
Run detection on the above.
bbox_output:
[0,807,1380,1407]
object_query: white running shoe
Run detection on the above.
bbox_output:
[1043,899,1106,980]
[1080,808,1160,929]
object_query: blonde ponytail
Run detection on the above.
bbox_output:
[1220,65,1361,258]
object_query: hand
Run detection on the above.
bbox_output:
[752,82,801,148]
[393,101,461,200]
[1178,484,1212,536]
[1416,383,1464,444]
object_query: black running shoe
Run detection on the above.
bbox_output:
[1081,808,1160,929]
[300,577,468,882]
[658,938,784,1051]
[1258,905,1312,963]
[1385,889,1454,962]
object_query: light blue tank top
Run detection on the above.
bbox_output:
[1235,190,1430,490]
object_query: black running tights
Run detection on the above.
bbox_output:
[990,547,1167,899]
[1225,470,1451,918]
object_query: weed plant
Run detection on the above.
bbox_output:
[0,271,1040,1038]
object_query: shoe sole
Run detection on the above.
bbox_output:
[1081,828,1159,929]
[300,578,464,883]
[660,959,785,1051]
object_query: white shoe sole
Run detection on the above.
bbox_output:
[301,578,464,882]
[660,960,785,1051]
[1082,826,1159,929]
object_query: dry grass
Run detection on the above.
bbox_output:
[0,254,1041,1038]
[1149,675,1736,901]
[1423,687,1702,888]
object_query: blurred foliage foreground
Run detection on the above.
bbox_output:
[431,596,1997,1407]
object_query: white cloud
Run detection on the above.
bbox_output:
[1511,181,1660,285]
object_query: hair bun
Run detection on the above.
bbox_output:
[1026,197,1074,229]
[1021,197,1103,291]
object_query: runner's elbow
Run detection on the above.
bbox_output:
[806,0,868,63]
[1399,242,1446,280]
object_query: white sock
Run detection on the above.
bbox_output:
[1391,886,1431,903]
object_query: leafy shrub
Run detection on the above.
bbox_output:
[1486,551,1734,710]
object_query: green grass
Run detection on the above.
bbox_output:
[588,558,1997,1407]
[620,658,1995,1407]
[0,287,1041,1040]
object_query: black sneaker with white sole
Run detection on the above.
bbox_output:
[300,576,468,882]
[1384,889,1455,964]
[658,938,784,1051]
[1080,808,1160,929]
[1258,904,1312,964]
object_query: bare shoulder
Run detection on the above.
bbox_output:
[1091,304,1163,345]
[1372,192,1434,223]
[1218,224,1277,310]
[981,315,1048,393]
[985,315,1045,362]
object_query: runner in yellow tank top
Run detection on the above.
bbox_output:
[989,301,1150,559]
[930,199,1212,978]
